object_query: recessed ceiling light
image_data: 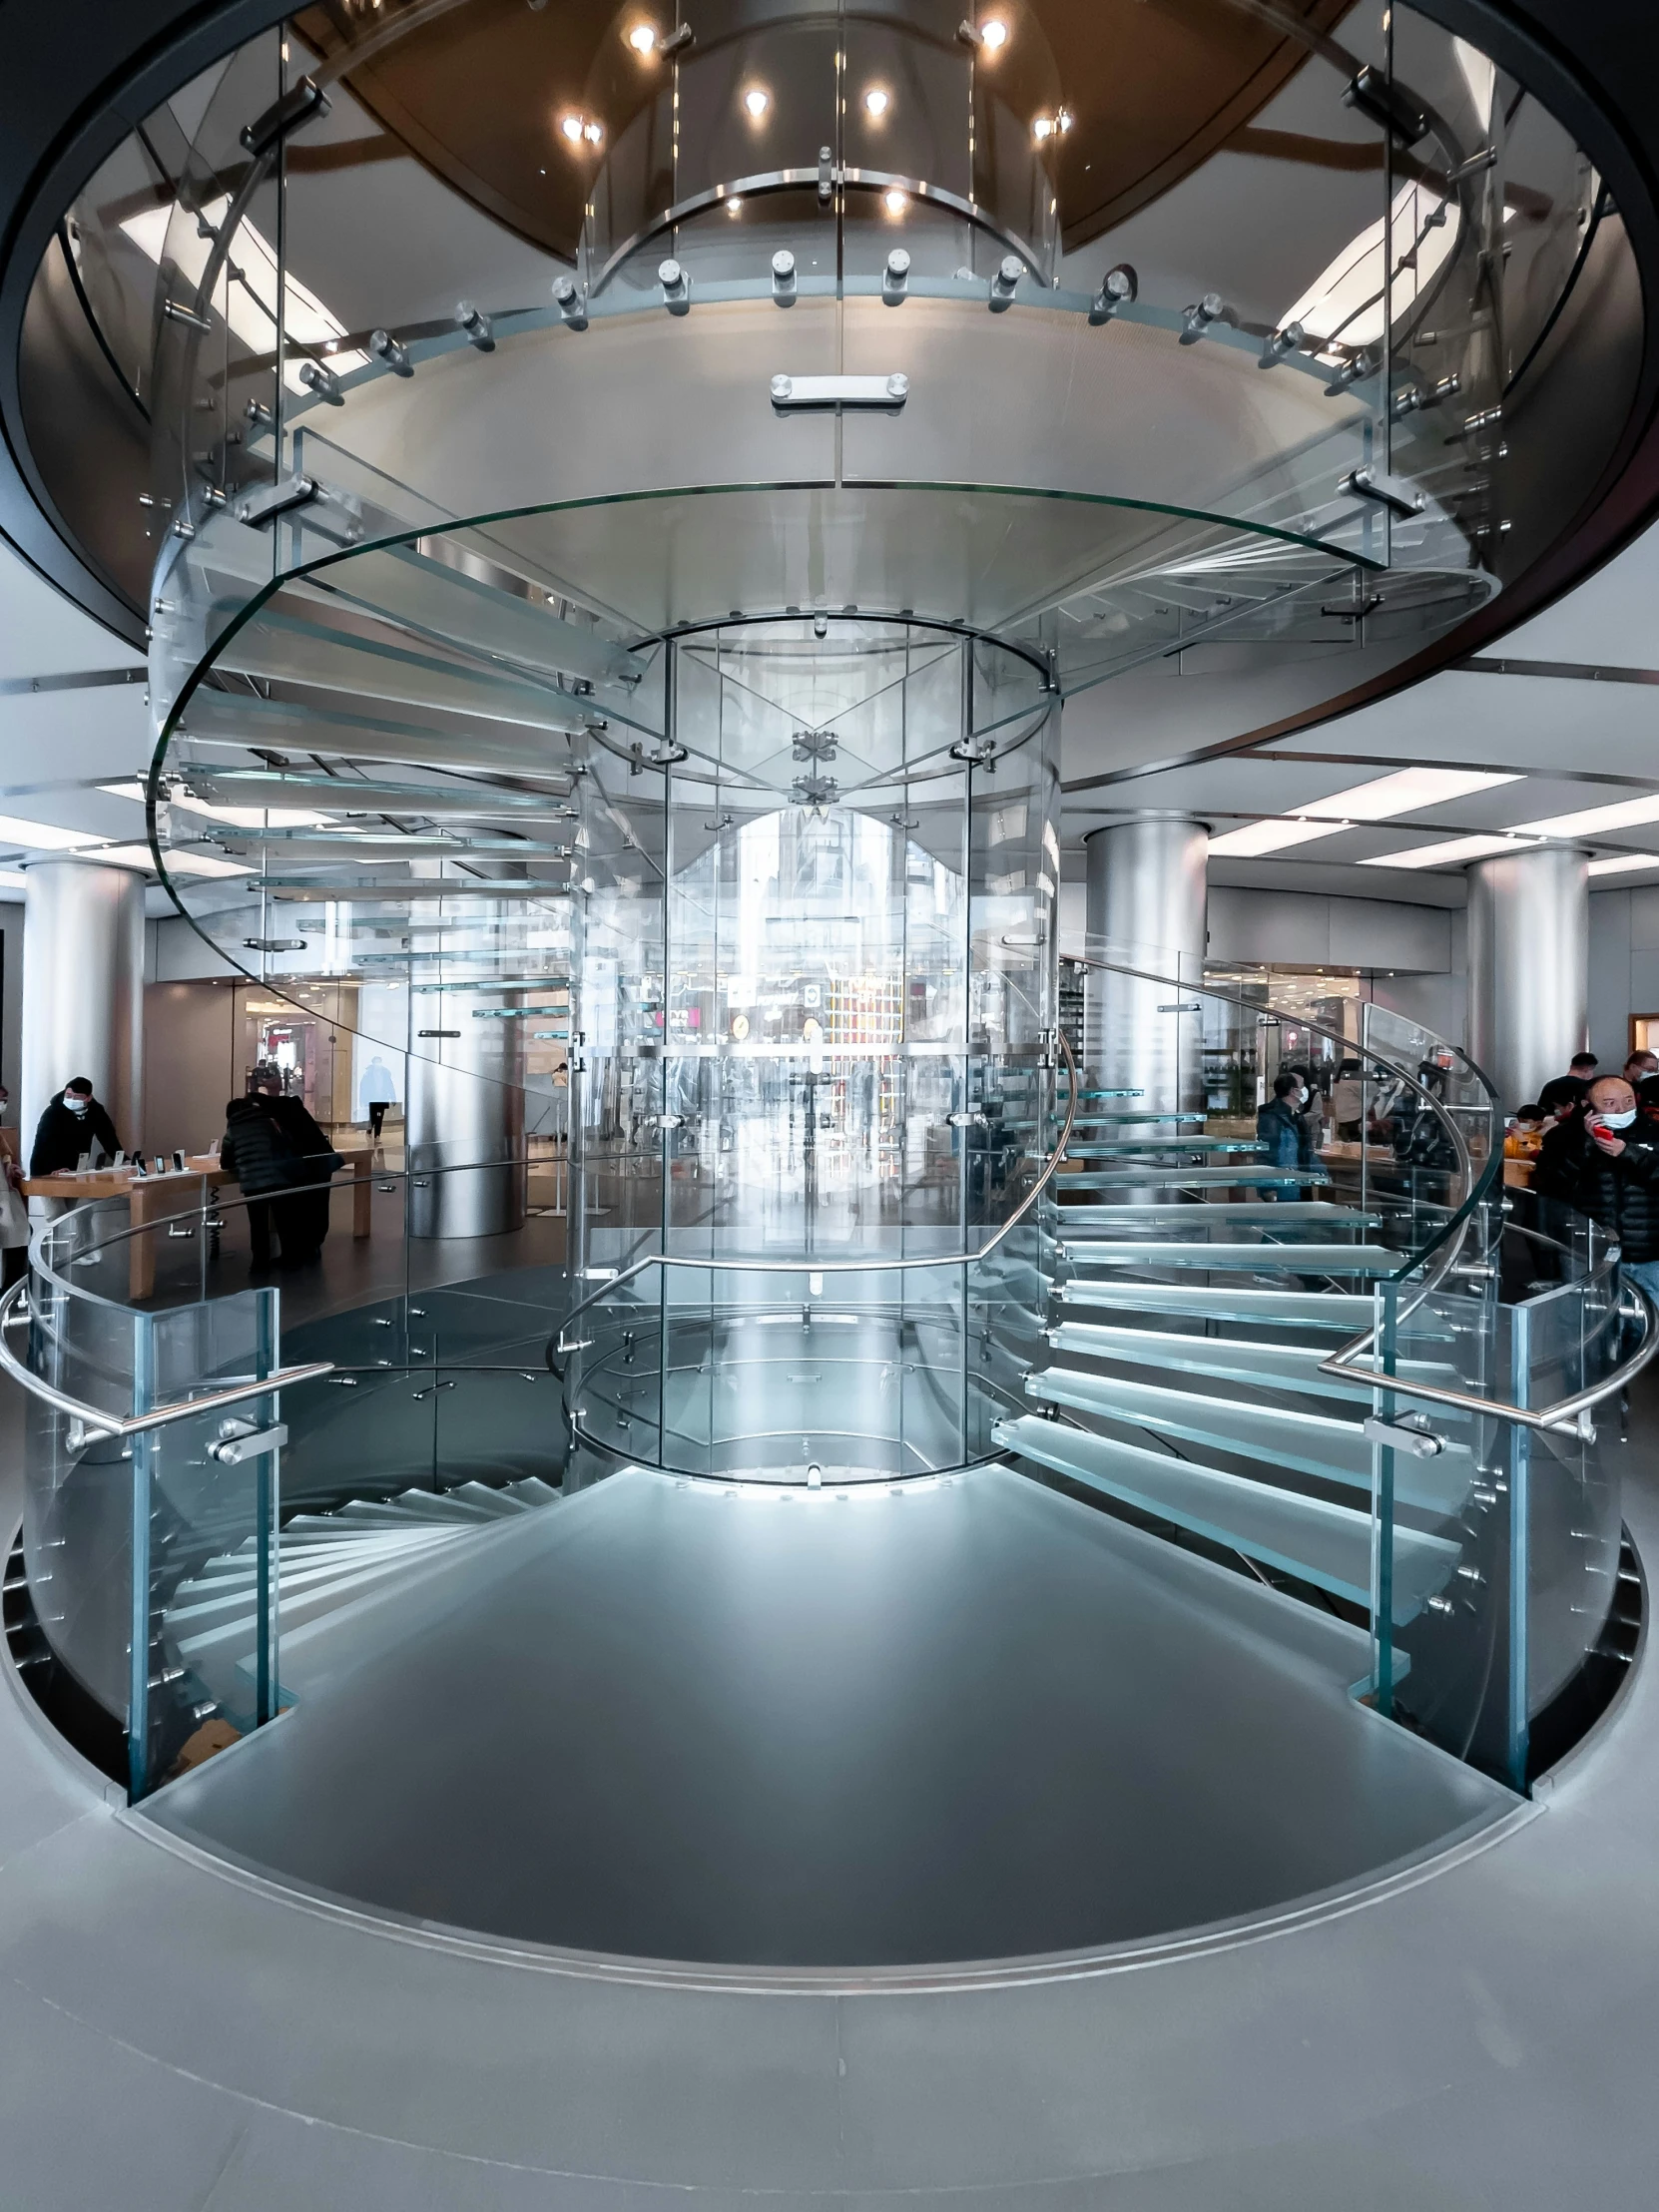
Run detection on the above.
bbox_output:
[980,18,1008,49]
[1361,833,1541,870]
[627,21,656,53]
[1512,794,1659,838]
[727,196,744,217]
[1207,819,1344,858]
[1588,853,1659,877]
[1302,767,1521,821]
[744,86,770,119]
[882,188,907,217]
[559,114,585,143]
[1032,115,1055,142]
[1207,768,1524,859]
[863,86,889,117]
[0,814,93,850]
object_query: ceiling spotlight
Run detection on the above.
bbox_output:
[583,119,604,144]
[744,86,770,119]
[1057,106,1073,132]
[559,114,584,143]
[727,196,744,216]
[863,86,889,118]
[980,17,1008,48]
[1031,115,1055,142]
[883,188,907,217]
[627,21,656,53]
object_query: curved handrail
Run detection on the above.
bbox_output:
[1321,1253,1659,1434]
[0,1275,332,1444]
[1057,945,1494,1291]
[548,1027,1078,1375]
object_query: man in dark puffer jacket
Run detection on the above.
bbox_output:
[1535,1073,1659,1303]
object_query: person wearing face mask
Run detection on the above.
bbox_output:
[29,1076,122,1178]
[1256,1070,1317,1189]
[1535,1073,1659,1300]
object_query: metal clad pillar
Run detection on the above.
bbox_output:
[1466,844,1587,1109]
[21,859,145,1149]
[1083,815,1209,1113]
[407,980,527,1238]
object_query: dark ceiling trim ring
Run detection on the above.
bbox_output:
[2,0,1659,685]
[0,666,145,697]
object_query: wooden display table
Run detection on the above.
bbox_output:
[24,1149,374,1300]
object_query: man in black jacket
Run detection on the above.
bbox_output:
[29,1077,121,1176]
[1534,1073,1659,1300]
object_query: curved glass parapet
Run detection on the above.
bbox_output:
[28,0,1613,770]
[9,959,1634,1803]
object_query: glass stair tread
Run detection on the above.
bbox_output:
[1045,1320,1456,1405]
[214,605,602,735]
[447,1480,542,1516]
[1065,1138,1268,1156]
[166,1535,472,1627]
[178,693,589,779]
[993,1414,1459,1625]
[314,542,647,691]
[1060,1241,1399,1274]
[186,768,575,821]
[1055,1202,1380,1225]
[1025,1364,1472,1513]
[1055,1168,1322,1189]
[1056,1283,1384,1330]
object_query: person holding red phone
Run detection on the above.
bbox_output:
[1536,1073,1659,1302]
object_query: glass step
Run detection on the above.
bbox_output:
[994,1413,1460,1626]
[1055,1168,1320,1189]
[1025,1364,1473,1513]
[179,692,594,775]
[213,605,611,734]
[1064,1138,1268,1156]
[1057,1282,1381,1331]
[213,830,572,863]
[181,767,577,822]
[314,543,648,692]
[1053,1201,1380,1226]
[1046,1321,1456,1405]
[1060,1241,1399,1274]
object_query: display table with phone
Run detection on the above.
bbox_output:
[24,1149,374,1299]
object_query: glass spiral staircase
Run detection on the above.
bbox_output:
[1,0,1649,1858]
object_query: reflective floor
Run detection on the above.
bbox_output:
[149,1464,1508,1966]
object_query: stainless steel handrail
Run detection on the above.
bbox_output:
[0,1277,333,1446]
[1323,1279,1659,1435]
[1058,946,1494,1309]
[550,1028,1079,1368]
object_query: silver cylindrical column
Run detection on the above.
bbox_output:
[1083,815,1209,1112]
[407,986,526,1238]
[1466,843,1588,1109]
[21,859,145,1150]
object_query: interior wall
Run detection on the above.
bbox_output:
[143,980,239,1155]
[1588,885,1659,1070]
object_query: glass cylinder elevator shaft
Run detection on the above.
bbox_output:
[563,614,1060,1484]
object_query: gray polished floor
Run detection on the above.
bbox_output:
[149,1465,1507,1964]
[8,1384,1659,2205]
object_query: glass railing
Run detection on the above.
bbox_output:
[554,1029,1071,1483]
[4,969,1646,1808]
[7,1158,575,1800]
[1362,1230,1639,1790]
[1068,938,1502,1288]
[1025,948,1645,1790]
[43,0,1604,799]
